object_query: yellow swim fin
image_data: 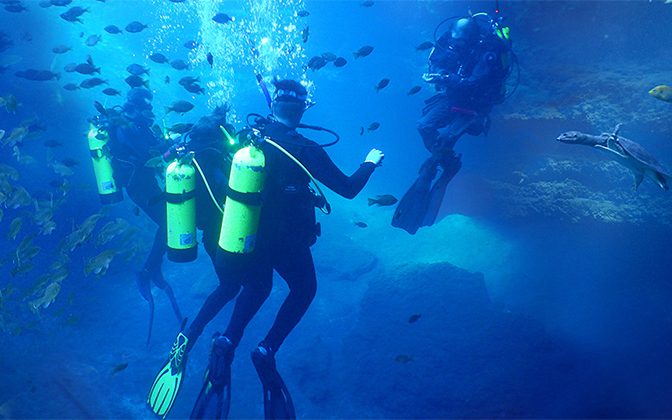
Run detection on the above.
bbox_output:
[147,332,189,418]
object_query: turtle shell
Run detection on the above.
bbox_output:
[613,136,671,176]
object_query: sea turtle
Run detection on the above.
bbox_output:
[556,124,671,191]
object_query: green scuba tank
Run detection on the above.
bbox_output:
[87,124,123,204]
[166,157,197,262]
[218,145,266,254]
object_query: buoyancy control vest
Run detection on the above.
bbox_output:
[258,122,320,248]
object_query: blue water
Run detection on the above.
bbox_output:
[1,0,672,418]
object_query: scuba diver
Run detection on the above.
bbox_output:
[146,79,384,419]
[90,87,183,343]
[392,12,514,234]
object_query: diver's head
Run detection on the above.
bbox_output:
[123,87,154,126]
[451,17,478,49]
[271,79,308,128]
[126,87,153,108]
[189,104,232,152]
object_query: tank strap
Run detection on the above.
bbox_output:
[226,185,262,205]
[89,148,104,158]
[166,190,195,204]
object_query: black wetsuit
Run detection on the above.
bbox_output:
[186,121,375,353]
[418,31,509,154]
[108,122,167,271]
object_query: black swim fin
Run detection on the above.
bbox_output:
[190,335,234,419]
[251,344,295,420]
[392,154,462,234]
[391,158,435,235]
[152,269,184,323]
[420,153,462,228]
[136,269,155,346]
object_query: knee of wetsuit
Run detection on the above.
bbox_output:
[416,123,438,151]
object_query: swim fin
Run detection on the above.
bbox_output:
[420,153,462,228]
[392,153,461,234]
[147,331,189,418]
[190,335,234,420]
[391,157,436,235]
[251,344,295,420]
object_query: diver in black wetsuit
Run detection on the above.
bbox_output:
[392,13,513,234]
[146,79,384,420]
[197,79,383,419]
[103,88,183,341]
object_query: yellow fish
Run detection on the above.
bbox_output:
[5,186,32,209]
[29,282,61,313]
[84,249,118,277]
[0,163,19,180]
[8,217,22,240]
[648,85,672,103]
[95,218,132,247]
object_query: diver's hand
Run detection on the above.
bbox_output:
[422,73,444,83]
[365,149,384,166]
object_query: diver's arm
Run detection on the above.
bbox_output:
[307,147,375,199]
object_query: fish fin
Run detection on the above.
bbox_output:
[633,171,644,190]
[368,198,376,206]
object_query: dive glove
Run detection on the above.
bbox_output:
[365,149,384,166]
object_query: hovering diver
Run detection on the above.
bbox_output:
[147,79,384,419]
[392,12,515,234]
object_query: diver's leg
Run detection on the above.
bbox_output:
[417,94,454,153]
[262,246,317,352]
[249,246,309,420]
[418,113,476,227]
[186,258,244,350]
[421,151,462,227]
[221,257,273,347]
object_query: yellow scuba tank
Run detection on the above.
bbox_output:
[166,155,198,262]
[87,124,123,204]
[218,145,266,254]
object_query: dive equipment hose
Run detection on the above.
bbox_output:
[264,137,331,215]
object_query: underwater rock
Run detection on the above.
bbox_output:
[341,261,601,418]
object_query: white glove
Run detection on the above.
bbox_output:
[365,148,384,166]
[422,73,444,83]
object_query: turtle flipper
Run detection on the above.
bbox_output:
[606,123,623,149]
[654,171,670,191]
[595,144,627,159]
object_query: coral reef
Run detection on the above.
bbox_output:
[486,157,672,225]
